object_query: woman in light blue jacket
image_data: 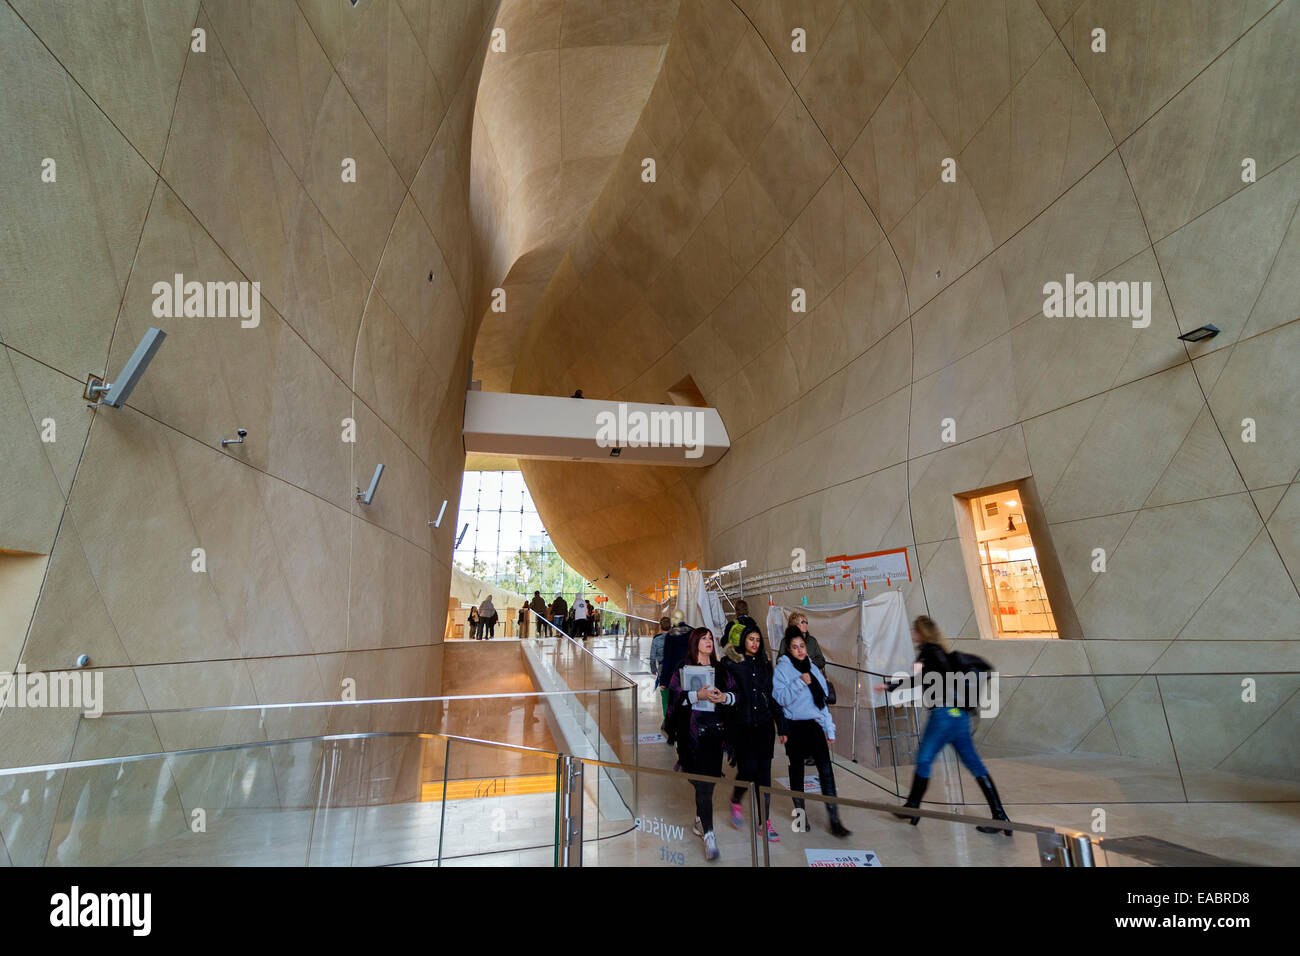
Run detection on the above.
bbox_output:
[772,635,850,838]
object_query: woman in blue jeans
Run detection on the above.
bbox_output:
[876,615,1011,835]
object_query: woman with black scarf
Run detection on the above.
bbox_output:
[772,634,851,838]
[719,625,786,842]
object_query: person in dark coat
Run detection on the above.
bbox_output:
[665,627,737,862]
[549,594,568,636]
[719,624,786,842]
[656,611,693,743]
[721,599,760,648]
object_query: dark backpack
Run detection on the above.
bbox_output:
[945,650,993,674]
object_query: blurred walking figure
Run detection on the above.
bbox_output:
[517,604,529,638]
[876,616,1011,835]
[773,634,850,838]
[467,605,480,640]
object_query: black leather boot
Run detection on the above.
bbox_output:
[894,775,928,825]
[820,774,851,838]
[974,775,1012,835]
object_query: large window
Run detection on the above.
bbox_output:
[452,471,588,599]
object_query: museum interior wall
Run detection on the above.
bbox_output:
[2,0,1299,864]
[511,0,1300,777]
[0,0,504,862]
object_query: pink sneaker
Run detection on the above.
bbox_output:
[729,801,744,829]
[765,820,781,843]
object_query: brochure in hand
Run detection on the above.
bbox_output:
[682,665,715,712]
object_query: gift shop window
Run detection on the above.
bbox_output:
[967,488,1059,639]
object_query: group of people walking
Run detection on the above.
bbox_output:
[650,603,851,861]
[535,590,600,638]
[470,590,614,640]
[649,604,1011,861]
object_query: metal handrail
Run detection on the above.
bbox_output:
[0,728,560,777]
[528,609,638,689]
[93,688,607,719]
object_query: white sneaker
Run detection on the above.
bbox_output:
[693,816,704,838]
[703,830,719,861]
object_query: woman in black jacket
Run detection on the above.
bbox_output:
[719,625,785,842]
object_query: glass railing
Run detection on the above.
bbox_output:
[819,662,1300,814]
[0,732,1103,866]
[525,611,638,834]
[5,661,1289,865]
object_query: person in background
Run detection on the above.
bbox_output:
[649,616,671,719]
[529,591,548,637]
[656,611,693,743]
[550,593,568,636]
[875,615,1012,835]
[722,599,760,648]
[517,604,529,639]
[573,594,589,639]
[467,605,480,641]
[479,595,498,639]
[779,611,827,671]
[719,624,785,842]
[773,634,850,838]
[665,628,736,862]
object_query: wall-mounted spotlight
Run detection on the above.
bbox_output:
[221,428,248,447]
[1177,324,1220,343]
[609,447,621,457]
[84,327,166,408]
[356,463,384,505]
[429,499,448,528]
[454,522,469,548]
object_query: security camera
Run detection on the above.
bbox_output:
[85,327,166,408]
[356,463,384,505]
[237,428,248,438]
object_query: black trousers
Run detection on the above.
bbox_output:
[681,731,724,833]
[783,719,837,807]
[730,723,775,817]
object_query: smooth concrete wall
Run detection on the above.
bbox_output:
[510,2,1300,775]
[0,0,501,862]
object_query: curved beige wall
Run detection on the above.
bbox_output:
[468,0,678,395]
[0,0,500,857]
[514,1,1300,771]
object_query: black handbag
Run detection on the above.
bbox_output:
[825,679,837,706]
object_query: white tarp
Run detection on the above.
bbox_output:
[859,590,913,707]
[764,590,913,708]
